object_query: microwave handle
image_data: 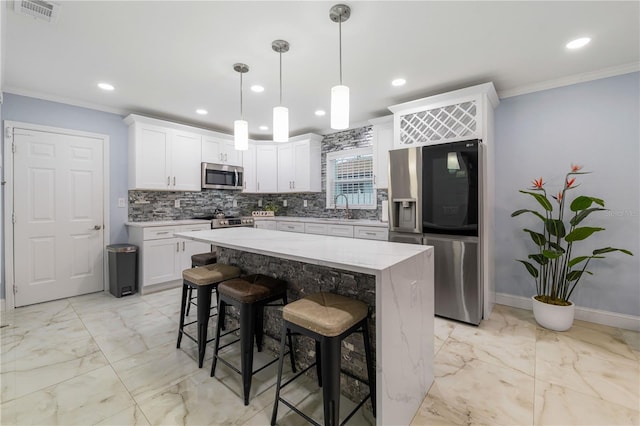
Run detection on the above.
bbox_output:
[235,169,238,185]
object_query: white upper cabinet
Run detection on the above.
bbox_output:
[242,143,257,192]
[388,82,499,148]
[126,116,201,191]
[256,144,278,193]
[370,115,394,189]
[202,135,242,166]
[277,135,322,193]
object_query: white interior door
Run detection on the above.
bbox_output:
[13,128,104,307]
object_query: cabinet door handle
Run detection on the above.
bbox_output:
[219,153,223,161]
[293,181,295,189]
[176,242,180,252]
[173,176,176,186]
[225,153,228,162]
[167,176,170,186]
[156,231,169,235]
[366,232,376,236]
[182,241,185,251]
[374,175,377,184]
[257,182,260,191]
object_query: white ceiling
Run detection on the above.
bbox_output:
[3,1,639,139]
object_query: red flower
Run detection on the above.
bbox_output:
[532,177,544,189]
[566,177,576,188]
[552,191,563,203]
[571,164,583,172]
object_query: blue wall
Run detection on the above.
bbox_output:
[495,72,640,316]
[1,94,129,245]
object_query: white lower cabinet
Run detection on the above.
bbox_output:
[255,220,277,230]
[277,221,305,233]
[304,223,327,235]
[128,223,211,291]
[353,226,389,241]
[327,224,354,238]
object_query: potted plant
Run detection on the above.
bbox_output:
[512,164,633,331]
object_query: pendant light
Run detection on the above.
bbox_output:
[272,40,290,142]
[329,4,351,130]
[233,63,249,151]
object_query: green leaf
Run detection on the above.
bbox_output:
[568,256,589,267]
[545,219,566,238]
[570,208,607,226]
[570,196,605,212]
[565,227,604,242]
[528,254,549,265]
[542,249,564,260]
[511,209,546,221]
[520,190,553,211]
[593,247,634,256]
[567,270,592,281]
[523,229,546,246]
[517,260,539,278]
[547,241,566,253]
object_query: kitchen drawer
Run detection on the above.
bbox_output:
[354,226,389,241]
[327,224,354,238]
[179,223,211,233]
[277,221,305,233]
[305,223,328,235]
[143,225,178,240]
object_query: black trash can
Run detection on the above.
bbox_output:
[106,244,138,297]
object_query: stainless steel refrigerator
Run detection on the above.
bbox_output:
[388,141,483,325]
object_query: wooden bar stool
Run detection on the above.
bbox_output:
[177,263,241,368]
[211,274,296,406]
[271,292,375,426]
[186,252,217,316]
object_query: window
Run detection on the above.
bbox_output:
[326,147,376,209]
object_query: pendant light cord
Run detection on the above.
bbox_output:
[339,18,343,85]
[239,72,244,119]
[279,51,283,105]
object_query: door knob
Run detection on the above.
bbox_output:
[92,225,102,230]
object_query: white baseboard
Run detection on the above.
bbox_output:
[495,292,640,332]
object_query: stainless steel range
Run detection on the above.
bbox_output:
[210,216,254,228]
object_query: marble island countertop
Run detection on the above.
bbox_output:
[175,227,426,275]
[253,216,388,228]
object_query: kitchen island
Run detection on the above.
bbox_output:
[174,227,434,426]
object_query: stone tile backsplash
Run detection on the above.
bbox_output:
[129,126,389,222]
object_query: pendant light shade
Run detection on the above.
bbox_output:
[272,40,290,142]
[233,63,249,151]
[329,4,351,130]
[330,85,349,130]
[234,119,248,151]
[273,106,289,142]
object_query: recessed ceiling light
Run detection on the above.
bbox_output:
[315,110,326,116]
[251,85,265,93]
[392,78,406,87]
[566,37,591,49]
[97,82,114,91]
[259,125,269,131]
[196,109,208,115]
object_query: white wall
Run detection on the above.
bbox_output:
[494,72,640,317]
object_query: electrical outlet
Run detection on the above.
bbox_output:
[174,199,180,208]
[232,199,238,207]
[283,199,287,207]
[118,198,126,208]
[303,200,308,207]
[258,199,263,207]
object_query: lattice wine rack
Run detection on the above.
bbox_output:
[399,100,477,145]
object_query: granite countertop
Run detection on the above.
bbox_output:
[253,216,388,228]
[175,227,426,274]
[125,219,211,227]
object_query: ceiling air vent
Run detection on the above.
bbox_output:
[13,0,60,23]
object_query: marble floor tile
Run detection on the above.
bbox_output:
[0,365,135,425]
[111,341,202,403]
[94,404,151,426]
[426,351,535,425]
[1,299,78,330]
[535,327,640,411]
[534,380,640,425]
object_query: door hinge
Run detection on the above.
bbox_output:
[12,142,16,153]
[5,126,13,139]
[13,285,17,295]
[12,212,16,224]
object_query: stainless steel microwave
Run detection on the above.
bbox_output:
[201,162,243,190]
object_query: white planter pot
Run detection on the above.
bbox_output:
[531,296,575,331]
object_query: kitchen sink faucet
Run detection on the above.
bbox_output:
[334,193,351,219]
